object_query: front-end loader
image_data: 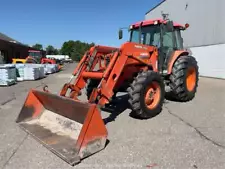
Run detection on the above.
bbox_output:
[16,16,199,165]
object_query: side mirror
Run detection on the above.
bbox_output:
[119,29,123,39]
[165,21,174,32]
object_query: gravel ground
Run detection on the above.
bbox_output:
[0,63,225,169]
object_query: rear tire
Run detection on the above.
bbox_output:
[128,70,165,119]
[167,55,199,102]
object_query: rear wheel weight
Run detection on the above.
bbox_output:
[128,70,165,119]
[167,55,199,102]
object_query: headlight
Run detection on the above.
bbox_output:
[154,20,158,25]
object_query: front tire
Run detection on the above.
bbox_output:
[167,55,199,102]
[128,70,165,119]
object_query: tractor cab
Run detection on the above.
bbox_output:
[28,50,43,63]
[119,16,189,74]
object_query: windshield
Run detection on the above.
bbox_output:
[130,25,161,47]
[29,52,41,58]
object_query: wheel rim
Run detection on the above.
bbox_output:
[145,82,161,109]
[186,67,197,92]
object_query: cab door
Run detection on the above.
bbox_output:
[158,22,177,74]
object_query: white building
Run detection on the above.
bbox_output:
[145,0,225,79]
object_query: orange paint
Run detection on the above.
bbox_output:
[76,105,108,158]
[24,90,44,118]
[186,67,197,91]
[144,82,161,109]
[82,72,103,79]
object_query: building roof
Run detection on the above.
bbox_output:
[145,0,166,15]
[0,32,21,43]
[0,32,45,52]
[0,32,30,48]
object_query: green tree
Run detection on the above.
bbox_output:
[46,45,59,55]
[60,40,95,61]
[60,40,75,57]
[32,43,43,50]
[54,48,59,55]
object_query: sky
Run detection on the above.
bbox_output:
[0,0,162,49]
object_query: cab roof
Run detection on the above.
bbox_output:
[131,19,185,29]
[29,50,41,52]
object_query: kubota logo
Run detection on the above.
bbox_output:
[135,45,147,50]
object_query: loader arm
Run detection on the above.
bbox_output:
[60,45,119,100]
[95,43,157,106]
[60,42,155,107]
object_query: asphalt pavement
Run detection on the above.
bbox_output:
[0,63,225,169]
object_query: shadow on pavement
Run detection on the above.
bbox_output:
[102,93,170,123]
[102,94,130,125]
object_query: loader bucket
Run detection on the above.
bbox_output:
[16,89,108,165]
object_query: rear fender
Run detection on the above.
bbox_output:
[167,50,189,74]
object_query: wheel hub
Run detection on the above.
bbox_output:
[148,89,155,100]
[145,82,161,109]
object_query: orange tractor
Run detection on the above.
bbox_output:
[12,50,47,64]
[16,17,199,165]
[12,50,62,69]
[26,50,63,70]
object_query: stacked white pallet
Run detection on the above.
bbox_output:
[44,64,58,74]
[15,64,25,81]
[25,64,45,79]
[44,65,48,74]
[23,66,40,80]
[54,64,59,72]
[0,64,17,86]
[39,66,45,78]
